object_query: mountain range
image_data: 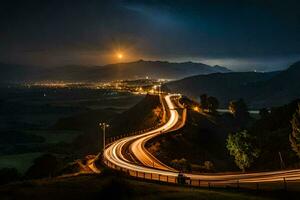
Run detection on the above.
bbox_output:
[164,61,300,108]
[0,60,230,83]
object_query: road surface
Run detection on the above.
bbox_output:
[101,93,300,186]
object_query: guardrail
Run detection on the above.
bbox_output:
[103,157,178,183]
[103,156,296,191]
[104,121,165,147]
[105,94,176,146]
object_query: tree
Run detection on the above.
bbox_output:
[229,99,249,118]
[226,130,259,172]
[200,94,208,110]
[207,96,219,113]
[25,154,58,179]
[229,99,249,126]
[290,103,300,158]
[203,161,214,171]
[170,158,191,172]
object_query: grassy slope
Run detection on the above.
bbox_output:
[108,94,163,136]
[50,94,162,155]
[0,174,278,200]
[0,88,142,172]
[147,108,237,172]
[0,94,160,176]
[0,153,43,174]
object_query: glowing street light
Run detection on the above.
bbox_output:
[193,106,200,112]
[153,85,157,93]
[152,85,162,94]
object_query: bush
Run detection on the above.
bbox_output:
[25,154,58,179]
[203,161,214,171]
[170,158,191,172]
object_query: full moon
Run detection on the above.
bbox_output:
[117,53,123,59]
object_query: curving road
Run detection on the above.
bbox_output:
[103,94,180,174]
[102,93,300,185]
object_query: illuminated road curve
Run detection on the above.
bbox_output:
[102,94,300,184]
[103,94,180,173]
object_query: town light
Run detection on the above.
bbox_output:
[193,106,200,112]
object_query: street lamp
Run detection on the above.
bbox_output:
[153,85,157,94]
[158,84,161,94]
[153,85,162,94]
[99,122,109,152]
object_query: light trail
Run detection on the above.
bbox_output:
[102,93,300,185]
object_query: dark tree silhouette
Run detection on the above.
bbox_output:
[200,94,208,110]
[290,103,300,158]
[229,99,249,127]
[207,96,219,113]
[25,154,58,179]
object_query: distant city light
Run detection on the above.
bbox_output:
[193,106,200,112]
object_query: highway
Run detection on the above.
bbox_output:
[102,93,300,186]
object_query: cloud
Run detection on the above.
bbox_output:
[0,0,299,70]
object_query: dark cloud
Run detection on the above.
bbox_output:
[0,0,300,71]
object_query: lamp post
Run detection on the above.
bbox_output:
[99,122,109,152]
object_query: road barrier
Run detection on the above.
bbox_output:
[103,157,178,184]
[103,156,297,191]
[105,120,165,148]
[105,96,177,146]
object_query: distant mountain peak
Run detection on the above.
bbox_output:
[165,61,300,108]
[213,65,232,72]
[0,60,231,83]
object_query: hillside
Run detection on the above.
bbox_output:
[0,60,230,83]
[108,94,163,136]
[146,108,237,172]
[52,94,163,154]
[252,61,300,107]
[249,99,300,170]
[146,97,300,172]
[164,61,300,108]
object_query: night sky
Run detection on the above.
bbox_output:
[1,0,300,71]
